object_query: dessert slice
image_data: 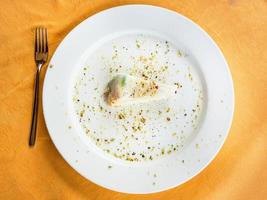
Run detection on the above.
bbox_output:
[104,74,177,106]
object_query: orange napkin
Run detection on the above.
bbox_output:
[0,0,266,199]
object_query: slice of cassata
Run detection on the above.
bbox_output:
[104,74,177,106]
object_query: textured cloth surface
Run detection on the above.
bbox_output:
[0,0,267,199]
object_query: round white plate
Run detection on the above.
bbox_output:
[43,5,234,194]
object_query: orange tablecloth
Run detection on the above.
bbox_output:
[0,0,267,199]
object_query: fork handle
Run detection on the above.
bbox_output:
[29,65,41,146]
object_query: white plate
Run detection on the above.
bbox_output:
[43,5,234,194]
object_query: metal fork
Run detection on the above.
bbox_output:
[29,27,48,146]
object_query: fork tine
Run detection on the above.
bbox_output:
[41,28,45,53]
[39,28,42,52]
[38,27,41,53]
[43,28,46,52]
[45,28,48,52]
[36,28,39,53]
[35,28,37,52]
[42,28,46,53]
